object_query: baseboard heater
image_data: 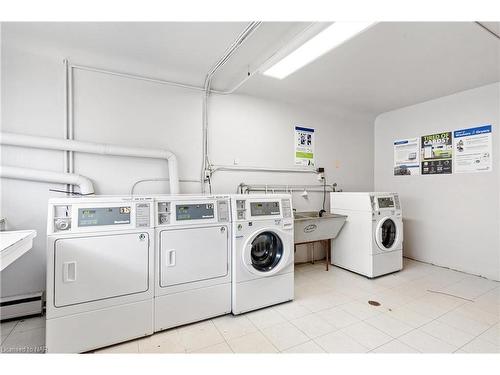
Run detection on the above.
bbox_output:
[0,292,43,321]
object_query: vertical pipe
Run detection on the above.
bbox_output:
[63,59,70,193]
[68,64,75,193]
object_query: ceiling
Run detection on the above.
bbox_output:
[3,21,499,116]
[239,22,500,115]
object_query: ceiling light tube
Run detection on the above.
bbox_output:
[263,22,376,79]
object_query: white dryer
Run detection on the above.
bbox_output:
[330,192,403,278]
[153,195,231,331]
[231,194,294,315]
[46,196,155,353]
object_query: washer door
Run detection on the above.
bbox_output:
[243,229,289,276]
[375,217,402,251]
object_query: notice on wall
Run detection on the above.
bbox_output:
[295,126,315,167]
[421,132,453,175]
[393,138,420,176]
[453,125,492,173]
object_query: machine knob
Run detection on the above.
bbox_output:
[220,227,226,233]
[159,214,168,224]
[55,218,70,231]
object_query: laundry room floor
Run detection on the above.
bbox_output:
[1,258,499,354]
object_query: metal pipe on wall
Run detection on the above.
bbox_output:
[211,165,317,174]
[130,177,201,195]
[238,182,337,194]
[60,22,324,195]
[0,166,95,195]
[0,132,181,194]
[201,22,262,192]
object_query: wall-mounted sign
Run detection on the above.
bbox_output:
[295,126,315,167]
[393,138,420,176]
[421,132,453,175]
[453,124,492,173]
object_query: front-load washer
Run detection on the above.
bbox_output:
[230,194,294,315]
[330,192,403,278]
[153,195,231,332]
[46,196,155,353]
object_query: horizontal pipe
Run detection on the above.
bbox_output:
[1,132,180,194]
[130,177,201,195]
[244,187,335,193]
[71,64,206,92]
[1,166,94,195]
[211,164,318,174]
[241,184,336,190]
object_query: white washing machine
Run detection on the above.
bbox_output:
[231,194,294,315]
[153,195,231,331]
[46,196,155,353]
[330,192,403,278]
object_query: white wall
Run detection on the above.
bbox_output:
[374,83,500,281]
[1,37,375,298]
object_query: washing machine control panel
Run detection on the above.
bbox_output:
[48,198,154,234]
[233,196,293,223]
[370,194,401,211]
[370,193,402,219]
[156,198,230,226]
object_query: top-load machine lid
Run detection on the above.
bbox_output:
[331,192,401,212]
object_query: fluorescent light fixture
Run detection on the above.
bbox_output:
[263,22,376,79]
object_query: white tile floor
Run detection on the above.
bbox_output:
[1,258,499,354]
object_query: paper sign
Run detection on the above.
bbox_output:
[453,125,492,173]
[421,132,453,175]
[394,138,420,176]
[295,126,315,167]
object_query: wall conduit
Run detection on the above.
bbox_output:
[0,132,180,194]
[0,166,95,195]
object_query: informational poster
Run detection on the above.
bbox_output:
[295,126,315,167]
[421,132,453,175]
[453,124,492,173]
[393,138,420,176]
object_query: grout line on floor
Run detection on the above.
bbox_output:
[1,320,20,345]
[209,318,235,353]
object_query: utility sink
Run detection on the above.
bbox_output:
[0,230,37,271]
[293,211,347,244]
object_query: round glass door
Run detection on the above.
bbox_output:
[250,231,283,272]
[380,218,397,249]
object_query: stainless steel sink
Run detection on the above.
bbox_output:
[293,211,347,244]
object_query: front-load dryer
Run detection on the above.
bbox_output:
[46,196,155,353]
[153,195,231,332]
[330,192,403,278]
[230,194,294,314]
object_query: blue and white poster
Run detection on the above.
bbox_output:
[453,124,492,173]
[295,126,315,167]
[393,137,420,176]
